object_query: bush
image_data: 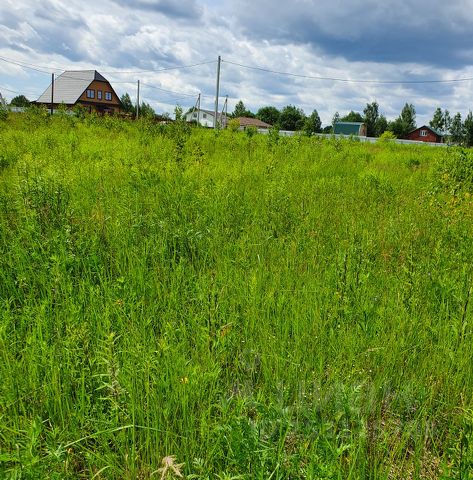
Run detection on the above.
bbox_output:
[227,118,240,132]
[434,148,473,195]
[377,131,397,142]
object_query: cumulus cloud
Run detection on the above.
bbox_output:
[1,0,473,125]
[111,0,203,19]
[231,0,473,68]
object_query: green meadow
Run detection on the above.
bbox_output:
[1,112,473,479]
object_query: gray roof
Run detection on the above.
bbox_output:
[37,70,108,104]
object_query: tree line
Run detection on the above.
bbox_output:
[231,99,473,146]
[6,92,473,146]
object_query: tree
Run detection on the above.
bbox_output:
[10,95,30,107]
[449,112,464,145]
[444,110,452,134]
[341,110,364,122]
[256,106,280,126]
[363,102,388,137]
[120,93,135,115]
[139,101,155,118]
[363,102,379,137]
[232,100,254,118]
[389,103,416,138]
[332,111,340,127]
[464,111,473,147]
[303,109,322,135]
[375,115,388,136]
[429,107,451,134]
[279,105,306,131]
[0,93,7,120]
[400,102,416,132]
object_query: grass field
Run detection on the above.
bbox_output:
[1,112,473,479]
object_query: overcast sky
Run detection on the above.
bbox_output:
[1,0,473,125]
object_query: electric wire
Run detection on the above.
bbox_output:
[0,85,41,97]
[222,59,473,84]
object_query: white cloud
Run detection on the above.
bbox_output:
[1,0,473,125]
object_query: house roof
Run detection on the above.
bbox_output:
[37,70,110,105]
[333,122,365,135]
[409,125,445,137]
[236,117,272,128]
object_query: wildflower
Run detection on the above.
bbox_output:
[180,376,188,384]
[155,455,184,479]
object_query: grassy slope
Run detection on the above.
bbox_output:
[1,113,473,479]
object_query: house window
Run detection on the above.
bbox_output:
[86,89,95,99]
[203,113,207,118]
[420,130,428,137]
[193,112,197,118]
[97,90,102,100]
[105,92,112,101]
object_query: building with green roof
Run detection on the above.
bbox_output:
[333,122,367,136]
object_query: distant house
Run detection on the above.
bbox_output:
[405,125,444,143]
[234,117,272,130]
[36,70,122,114]
[333,122,367,136]
[185,108,228,128]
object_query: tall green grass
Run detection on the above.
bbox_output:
[1,112,473,478]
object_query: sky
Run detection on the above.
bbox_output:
[1,0,473,126]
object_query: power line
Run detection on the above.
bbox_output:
[222,58,473,85]
[100,60,217,74]
[141,82,198,97]
[0,85,41,97]
[0,55,55,75]
[0,55,216,77]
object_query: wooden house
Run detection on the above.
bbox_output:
[36,70,122,114]
[405,125,444,143]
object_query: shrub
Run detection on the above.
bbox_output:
[377,131,397,142]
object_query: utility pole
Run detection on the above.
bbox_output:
[190,93,201,125]
[50,73,54,116]
[214,55,221,129]
[136,80,140,120]
[197,93,201,125]
[220,95,228,128]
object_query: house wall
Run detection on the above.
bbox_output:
[405,128,441,143]
[185,110,216,127]
[77,80,121,113]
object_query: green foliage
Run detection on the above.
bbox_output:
[0,94,7,121]
[245,125,257,137]
[256,106,280,126]
[9,94,30,107]
[303,109,322,135]
[449,112,464,145]
[377,130,397,142]
[389,103,416,138]
[363,102,387,137]
[279,104,306,131]
[120,92,135,115]
[341,110,364,122]
[232,100,254,119]
[0,117,472,479]
[464,111,473,147]
[434,148,473,195]
[139,101,155,118]
[227,118,240,132]
[363,101,379,137]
